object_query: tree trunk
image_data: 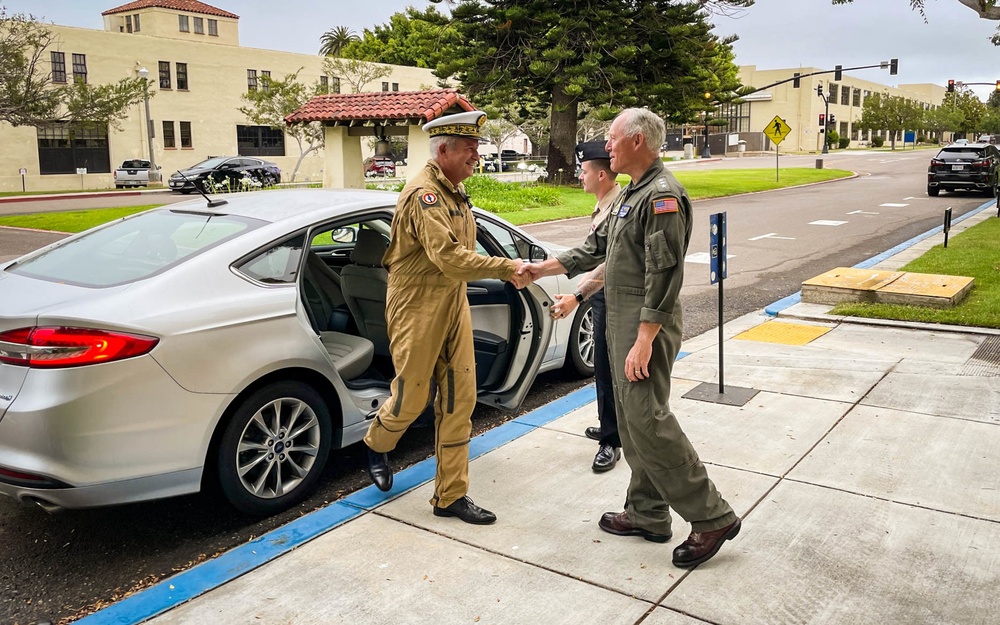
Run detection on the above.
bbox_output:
[546,86,578,185]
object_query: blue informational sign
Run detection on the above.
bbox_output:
[904,131,915,143]
[710,212,727,285]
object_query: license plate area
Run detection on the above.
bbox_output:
[952,164,965,171]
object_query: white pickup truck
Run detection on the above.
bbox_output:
[113,159,159,188]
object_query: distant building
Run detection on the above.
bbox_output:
[1,0,436,192]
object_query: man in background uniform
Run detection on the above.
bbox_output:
[549,140,622,472]
[518,108,741,568]
[364,110,528,525]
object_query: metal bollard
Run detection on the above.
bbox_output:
[815,158,824,169]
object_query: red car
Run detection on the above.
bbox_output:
[364,157,396,178]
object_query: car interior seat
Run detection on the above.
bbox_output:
[340,228,390,357]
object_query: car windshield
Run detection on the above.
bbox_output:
[8,209,263,287]
[938,148,985,160]
[121,160,149,169]
[189,157,229,169]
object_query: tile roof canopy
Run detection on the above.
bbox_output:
[102,0,238,19]
[285,89,475,126]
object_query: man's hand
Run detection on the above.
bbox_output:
[509,259,529,289]
[625,322,660,383]
[516,261,544,285]
[550,293,579,320]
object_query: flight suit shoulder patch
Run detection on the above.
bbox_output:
[652,196,678,214]
[655,176,671,193]
[418,191,439,209]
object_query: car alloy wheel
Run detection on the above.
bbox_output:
[217,381,331,515]
[567,301,595,377]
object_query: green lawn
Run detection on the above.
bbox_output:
[832,216,1000,329]
[0,167,853,233]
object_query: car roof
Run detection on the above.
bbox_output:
[167,188,400,224]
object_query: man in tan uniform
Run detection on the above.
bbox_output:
[363,110,527,525]
[519,108,740,568]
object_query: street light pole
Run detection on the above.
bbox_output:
[136,67,159,182]
[701,91,713,158]
[818,84,830,155]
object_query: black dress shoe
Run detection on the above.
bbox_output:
[598,511,671,543]
[592,444,621,473]
[433,496,497,525]
[584,427,602,441]
[366,447,393,492]
[672,517,741,568]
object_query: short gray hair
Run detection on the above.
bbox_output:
[616,108,665,158]
[429,135,461,161]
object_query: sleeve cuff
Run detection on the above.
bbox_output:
[556,251,581,277]
[639,307,674,326]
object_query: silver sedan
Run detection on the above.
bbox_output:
[0,189,594,515]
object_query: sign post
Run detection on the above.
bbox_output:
[76,167,87,190]
[943,207,953,248]
[18,167,26,193]
[763,115,791,182]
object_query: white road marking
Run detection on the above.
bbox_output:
[685,252,735,264]
[809,220,849,226]
[847,210,879,215]
[879,203,909,207]
[749,233,796,241]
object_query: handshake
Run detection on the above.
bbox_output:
[509,259,548,290]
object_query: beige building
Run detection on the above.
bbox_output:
[0,0,437,193]
[727,65,948,152]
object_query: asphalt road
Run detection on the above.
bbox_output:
[0,151,993,625]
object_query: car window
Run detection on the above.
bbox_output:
[310,218,391,250]
[192,157,227,169]
[938,148,986,160]
[235,234,305,284]
[476,217,531,259]
[8,209,262,288]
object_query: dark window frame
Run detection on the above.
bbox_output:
[71,53,87,84]
[193,17,204,35]
[50,51,66,83]
[391,82,399,91]
[319,75,329,94]
[125,15,133,33]
[208,19,218,36]
[331,76,341,94]
[162,121,176,148]
[247,69,258,91]
[261,70,271,92]
[158,61,171,89]
[178,15,189,32]
[381,81,389,92]
[37,122,111,175]
[176,62,188,90]
[179,121,193,148]
[236,124,286,157]
[841,85,850,106]
[133,14,141,32]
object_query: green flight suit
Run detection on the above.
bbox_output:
[557,160,736,535]
[364,159,516,509]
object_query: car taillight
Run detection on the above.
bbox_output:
[930,159,945,167]
[972,160,990,168]
[0,326,158,368]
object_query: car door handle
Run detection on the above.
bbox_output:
[466,286,489,295]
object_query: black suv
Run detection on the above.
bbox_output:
[927,143,999,197]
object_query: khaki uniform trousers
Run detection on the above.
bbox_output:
[605,289,736,535]
[364,274,476,509]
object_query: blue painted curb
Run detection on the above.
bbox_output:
[764,199,996,316]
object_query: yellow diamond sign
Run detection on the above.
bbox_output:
[764,115,791,145]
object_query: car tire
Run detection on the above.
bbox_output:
[216,381,332,516]
[179,189,194,195]
[927,187,939,197]
[566,301,596,377]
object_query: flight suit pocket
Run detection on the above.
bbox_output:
[645,231,676,274]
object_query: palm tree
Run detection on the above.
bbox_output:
[319,26,359,57]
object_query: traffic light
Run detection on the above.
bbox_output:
[829,114,837,126]
[817,84,824,97]
[793,72,800,88]
[948,79,955,93]
[834,65,843,81]
[890,58,898,75]
[819,113,826,127]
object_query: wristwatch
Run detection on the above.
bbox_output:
[574,291,584,303]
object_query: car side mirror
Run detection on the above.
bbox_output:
[528,244,547,263]
[331,228,356,243]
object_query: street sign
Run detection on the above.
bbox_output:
[18,167,26,175]
[76,168,87,175]
[710,212,727,285]
[764,115,792,145]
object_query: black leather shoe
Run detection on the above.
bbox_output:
[598,511,671,543]
[584,427,602,441]
[672,517,741,568]
[366,447,393,492]
[433,496,497,525]
[592,444,621,473]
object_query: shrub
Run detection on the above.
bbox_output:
[838,137,851,149]
[871,136,885,148]
[826,130,839,147]
[917,135,928,143]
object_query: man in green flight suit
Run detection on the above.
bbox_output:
[363,110,529,525]
[518,108,741,568]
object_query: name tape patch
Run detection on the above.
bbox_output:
[652,198,678,214]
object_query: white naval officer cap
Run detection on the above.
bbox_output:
[422,110,487,139]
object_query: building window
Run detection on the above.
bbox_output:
[247,69,258,91]
[50,52,66,83]
[176,63,188,90]
[841,85,850,106]
[193,17,204,34]
[179,15,189,32]
[853,88,861,107]
[717,101,751,133]
[133,14,140,32]
[381,82,389,92]
[71,54,87,84]
[331,76,341,94]
[261,70,271,91]
[319,75,329,93]
[392,82,399,91]
[158,61,171,89]
[237,125,286,157]
[125,15,133,33]
[37,122,111,175]
[162,121,176,148]
[208,19,218,36]
[179,121,192,148]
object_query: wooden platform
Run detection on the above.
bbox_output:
[802,267,974,308]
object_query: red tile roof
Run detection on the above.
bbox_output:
[285,89,476,125]
[102,0,238,19]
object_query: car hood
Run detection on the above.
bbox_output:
[171,166,214,178]
[0,270,132,330]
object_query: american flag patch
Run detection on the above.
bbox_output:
[653,198,678,214]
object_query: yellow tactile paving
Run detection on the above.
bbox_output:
[734,321,833,346]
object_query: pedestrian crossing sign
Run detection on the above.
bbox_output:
[764,116,791,145]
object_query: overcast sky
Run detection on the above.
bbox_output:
[8,0,999,100]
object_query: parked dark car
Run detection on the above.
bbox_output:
[927,143,1000,197]
[363,156,396,178]
[481,154,508,173]
[500,149,529,162]
[168,156,281,194]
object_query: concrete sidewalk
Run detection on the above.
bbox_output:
[77,207,1000,625]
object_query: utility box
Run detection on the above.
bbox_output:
[815,158,824,169]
